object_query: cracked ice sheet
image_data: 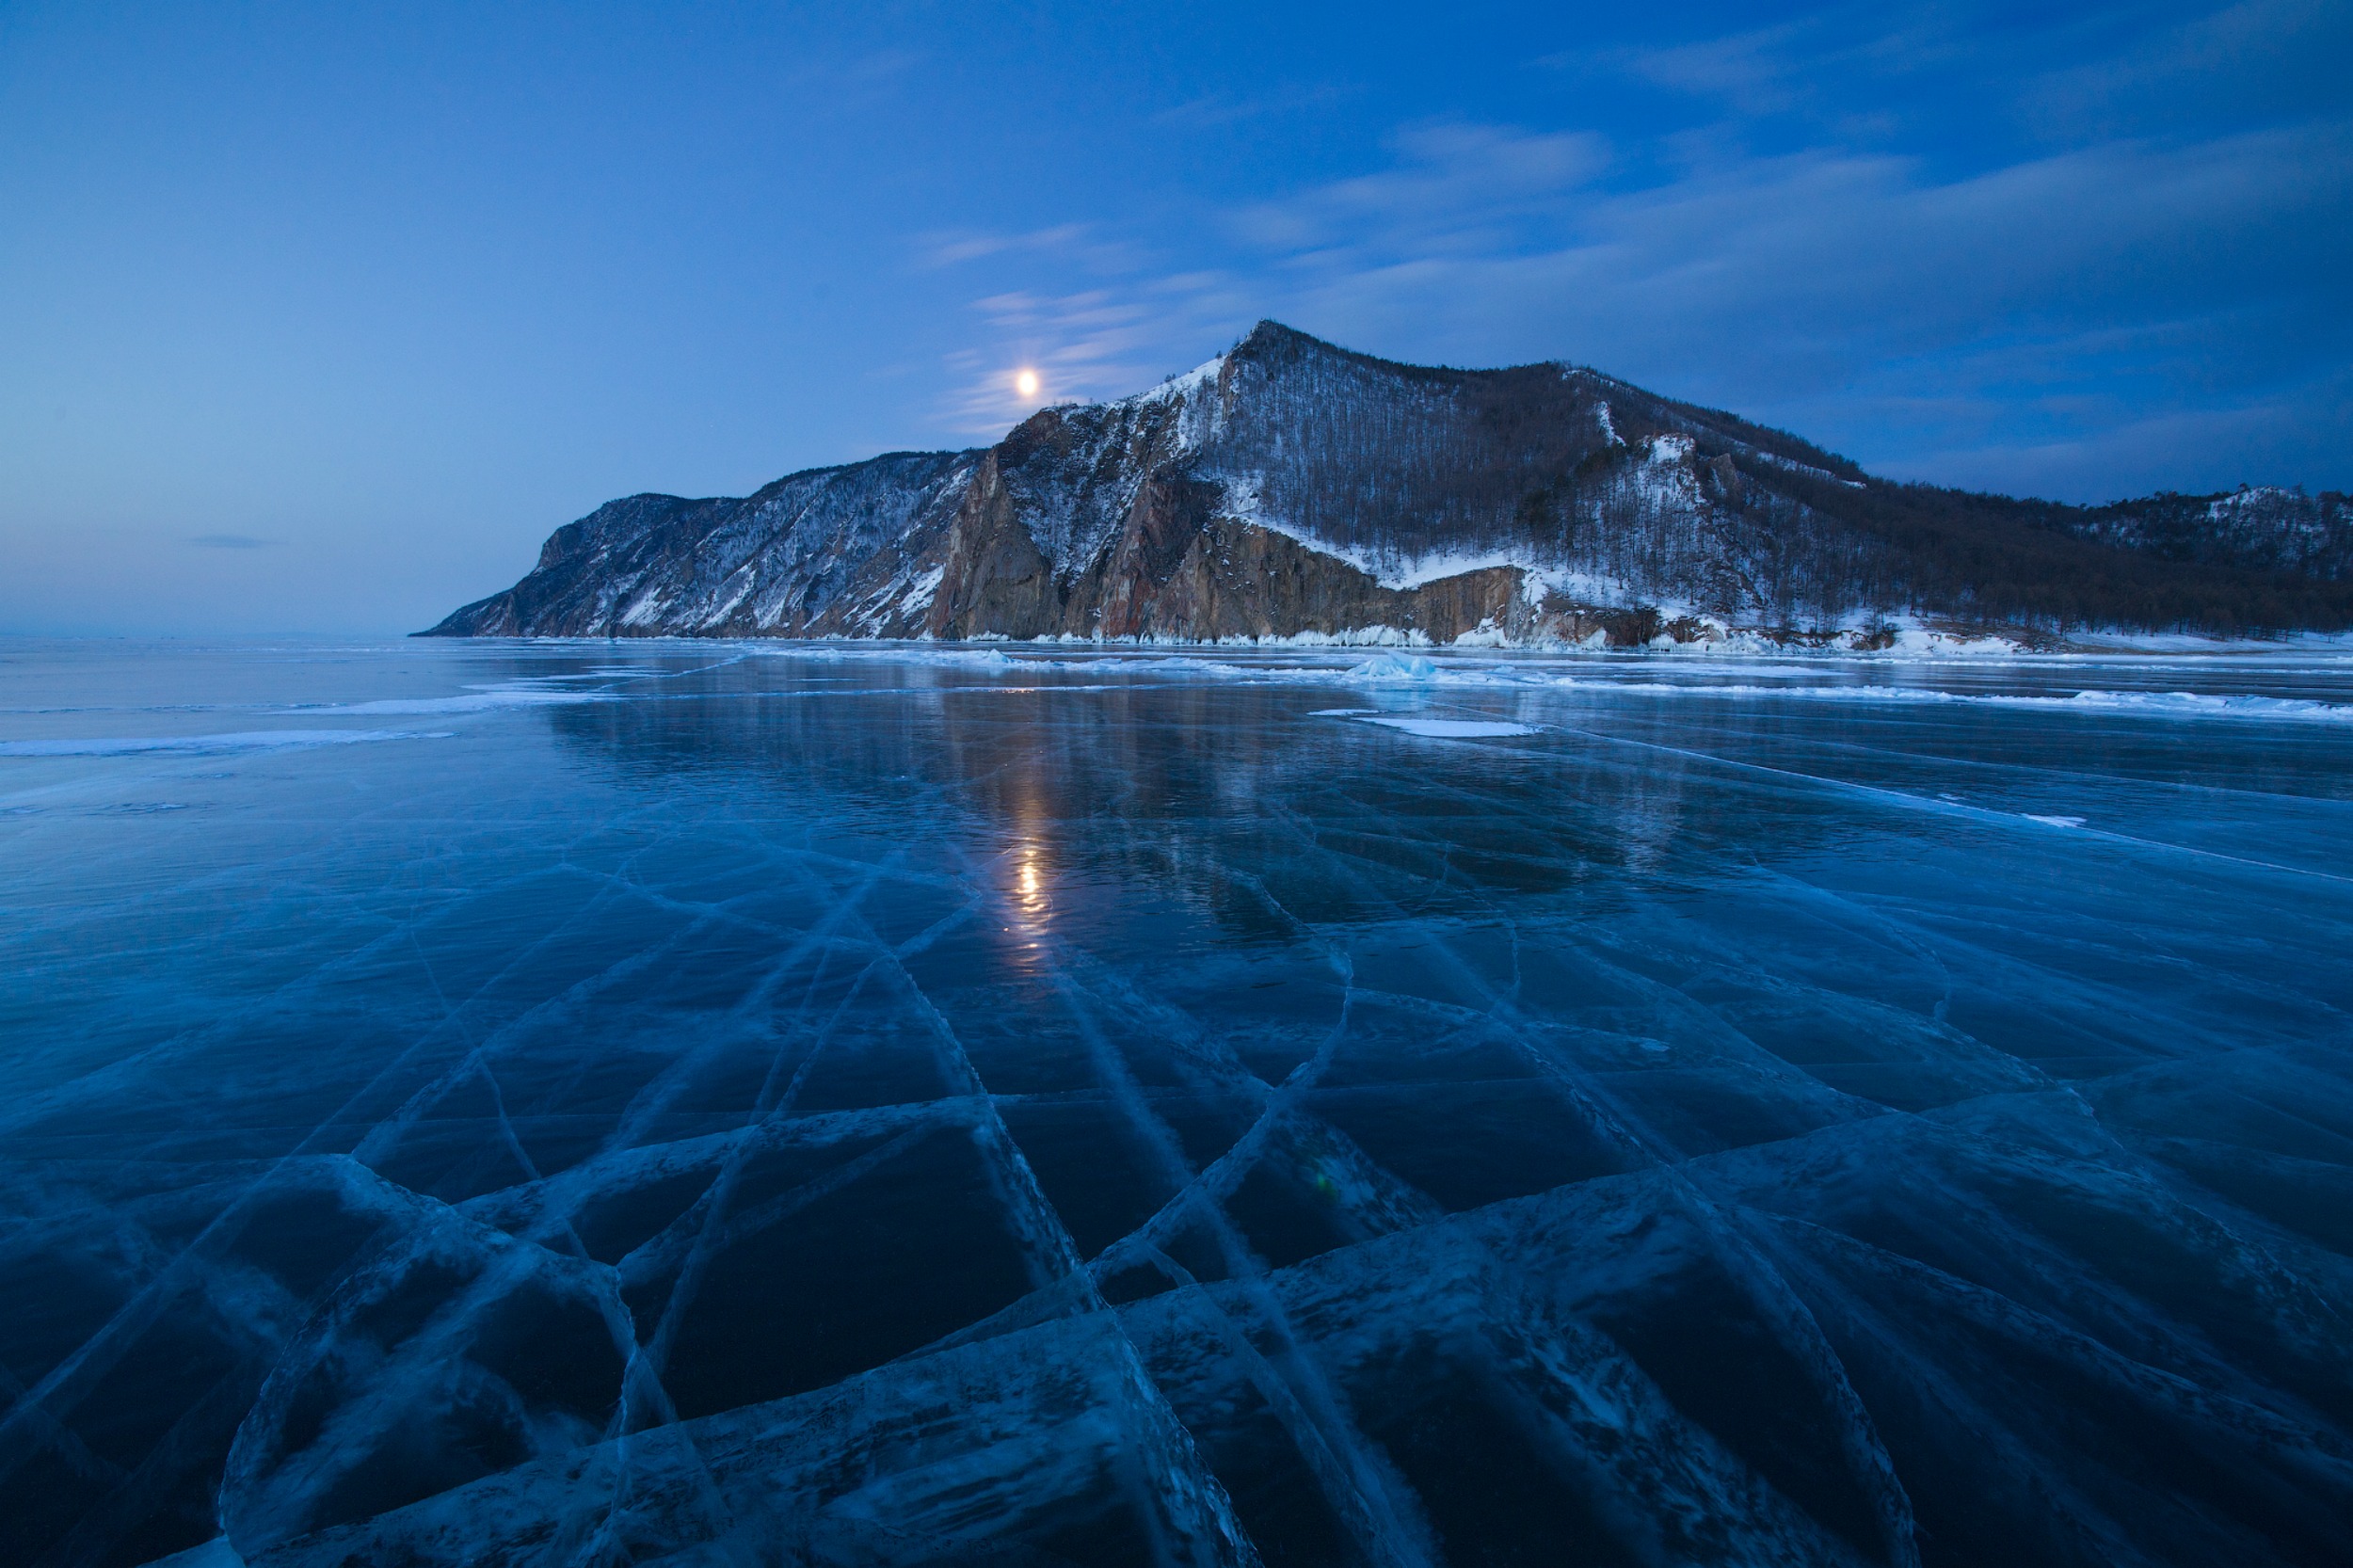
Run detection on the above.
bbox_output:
[1,637,2351,1567]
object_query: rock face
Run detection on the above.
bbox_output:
[423,323,2353,644]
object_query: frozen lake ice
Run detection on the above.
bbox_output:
[4,637,2352,1567]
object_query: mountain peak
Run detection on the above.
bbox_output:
[1237,318,1315,348]
[1230,318,1367,365]
[421,327,2353,643]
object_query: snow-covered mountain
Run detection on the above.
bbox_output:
[423,323,2353,645]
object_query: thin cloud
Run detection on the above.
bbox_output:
[1563,19,1821,115]
[920,224,1091,268]
[1534,6,1962,108]
[1230,123,1609,252]
[1151,82,1356,130]
[917,222,1152,280]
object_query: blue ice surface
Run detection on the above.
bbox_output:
[3,635,2352,1568]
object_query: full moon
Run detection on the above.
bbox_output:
[1015,369,1040,399]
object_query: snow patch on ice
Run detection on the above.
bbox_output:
[1337,715,1540,738]
[1368,669,2353,724]
[2062,629,2353,654]
[2032,689,2353,721]
[309,685,617,715]
[0,729,447,757]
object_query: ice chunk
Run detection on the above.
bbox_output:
[1344,653,1440,683]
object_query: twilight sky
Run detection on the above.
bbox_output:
[3,1,2347,635]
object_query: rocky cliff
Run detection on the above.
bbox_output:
[423,323,2353,645]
